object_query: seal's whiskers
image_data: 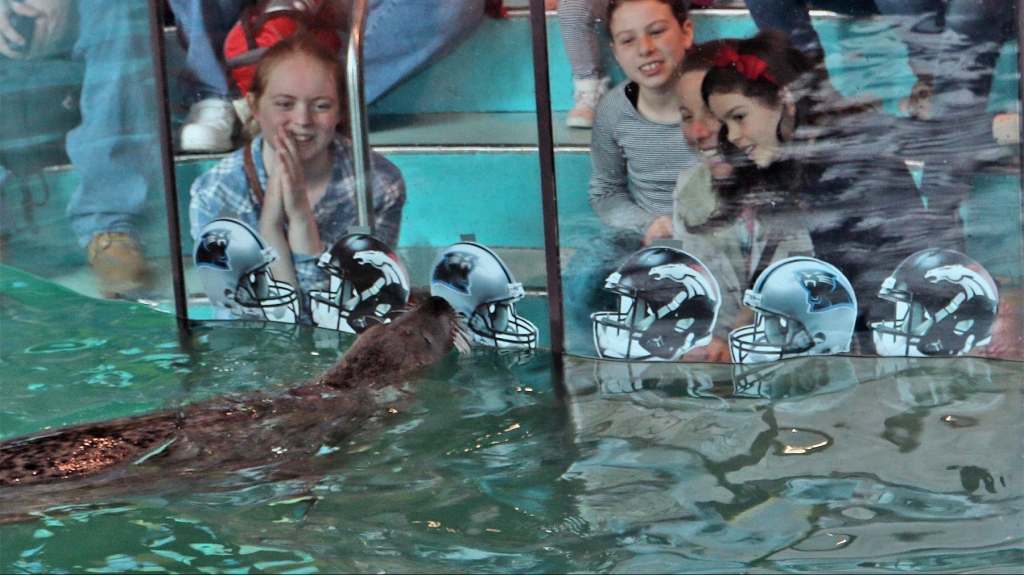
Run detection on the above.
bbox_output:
[453,319,473,354]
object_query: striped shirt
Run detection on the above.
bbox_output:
[558,0,608,80]
[589,81,700,234]
[189,134,406,300]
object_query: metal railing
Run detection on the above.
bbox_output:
[346,0,375,233]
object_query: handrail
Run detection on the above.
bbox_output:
[346,0,375,232]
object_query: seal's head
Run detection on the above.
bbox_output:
[319,296,471,389]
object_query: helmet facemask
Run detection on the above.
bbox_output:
[729,310,815,364]
[231,268,298,323]
[468,297,538,349]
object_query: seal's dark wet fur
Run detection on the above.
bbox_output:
[0,297,468,518]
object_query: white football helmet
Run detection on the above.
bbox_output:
[730,257,857,364]
[194,218,298,323]
[430,241,538,349]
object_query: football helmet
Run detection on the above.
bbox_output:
[730,257,857,364]
[871,249,999,357]
[194,218,298,323]
[309,233,410,334]
[430,241,538,349]
[591,246,721,361]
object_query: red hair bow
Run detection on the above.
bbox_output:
[713,47,778,85]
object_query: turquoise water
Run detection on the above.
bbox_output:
[2,265,1022,573]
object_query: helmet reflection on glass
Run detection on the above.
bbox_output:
[871,249,999,357]
[194,218,299,323]
[593,360,719,397]
[430,241,538,350]
[591,246,721,361]
[731,356,859,401]
[730,257,857,364]
[309,233,410,334]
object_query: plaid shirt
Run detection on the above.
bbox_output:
[189,134,406,306]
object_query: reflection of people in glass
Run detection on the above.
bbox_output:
[742,0,1014,254]
[588,0,697,247]
[672,39,814,362]
[0,0,160,299]
[701,31,935,354]
[189,34,406,323]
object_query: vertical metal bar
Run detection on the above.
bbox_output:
[529,0,565,356]
[1015,0,1024,356]
[347,0,375,232]
[1015,0,1024,276]
[147,0,190,336]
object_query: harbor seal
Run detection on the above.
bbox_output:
[0,296,470,519]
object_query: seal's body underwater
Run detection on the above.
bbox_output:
[0,297,468,518]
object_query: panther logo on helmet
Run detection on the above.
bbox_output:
[196,230,231,270]
[798,270,854,312]
[433,251,479,295]
[871,249,999,357]
[193,218,299,324]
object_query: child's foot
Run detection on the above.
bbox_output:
[567,77,610,129]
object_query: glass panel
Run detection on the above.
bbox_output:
[0,0,177,312]
[174,0,548,349]
[552,1,1023,361]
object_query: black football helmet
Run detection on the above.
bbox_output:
[591,246,721,361]
[871,249,999,357]
[309,233,410,333]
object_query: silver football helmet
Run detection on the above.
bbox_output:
[309,233,410,334]
[730,257,857,364]
[430,241,538,349]
[194,218,298,323]
[871,249,999,357]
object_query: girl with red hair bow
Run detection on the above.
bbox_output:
[697,30,942,356]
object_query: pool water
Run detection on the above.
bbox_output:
[2,266,1022,573]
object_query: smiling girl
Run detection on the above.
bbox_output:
[669,39,814,361]
[588,0,699,245]
[700,31,938,353]
[189,33,406,322]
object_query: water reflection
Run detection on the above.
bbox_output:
[562,355,1023,569]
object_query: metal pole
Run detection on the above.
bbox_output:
[529,0,565,356]
[347,0,375,232]
[147,0,190,336]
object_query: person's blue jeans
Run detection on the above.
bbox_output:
[363,0,485,103]
[65,0,162,247]
[168,0,245,102]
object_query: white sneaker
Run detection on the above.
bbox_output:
[181,98,237,152]
[566,77,610,129]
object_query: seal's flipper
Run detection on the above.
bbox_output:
[0,412,180,487]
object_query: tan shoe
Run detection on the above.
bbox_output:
[992,113,1019,145]
[87,232,154,299]
[566,77,610,129]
